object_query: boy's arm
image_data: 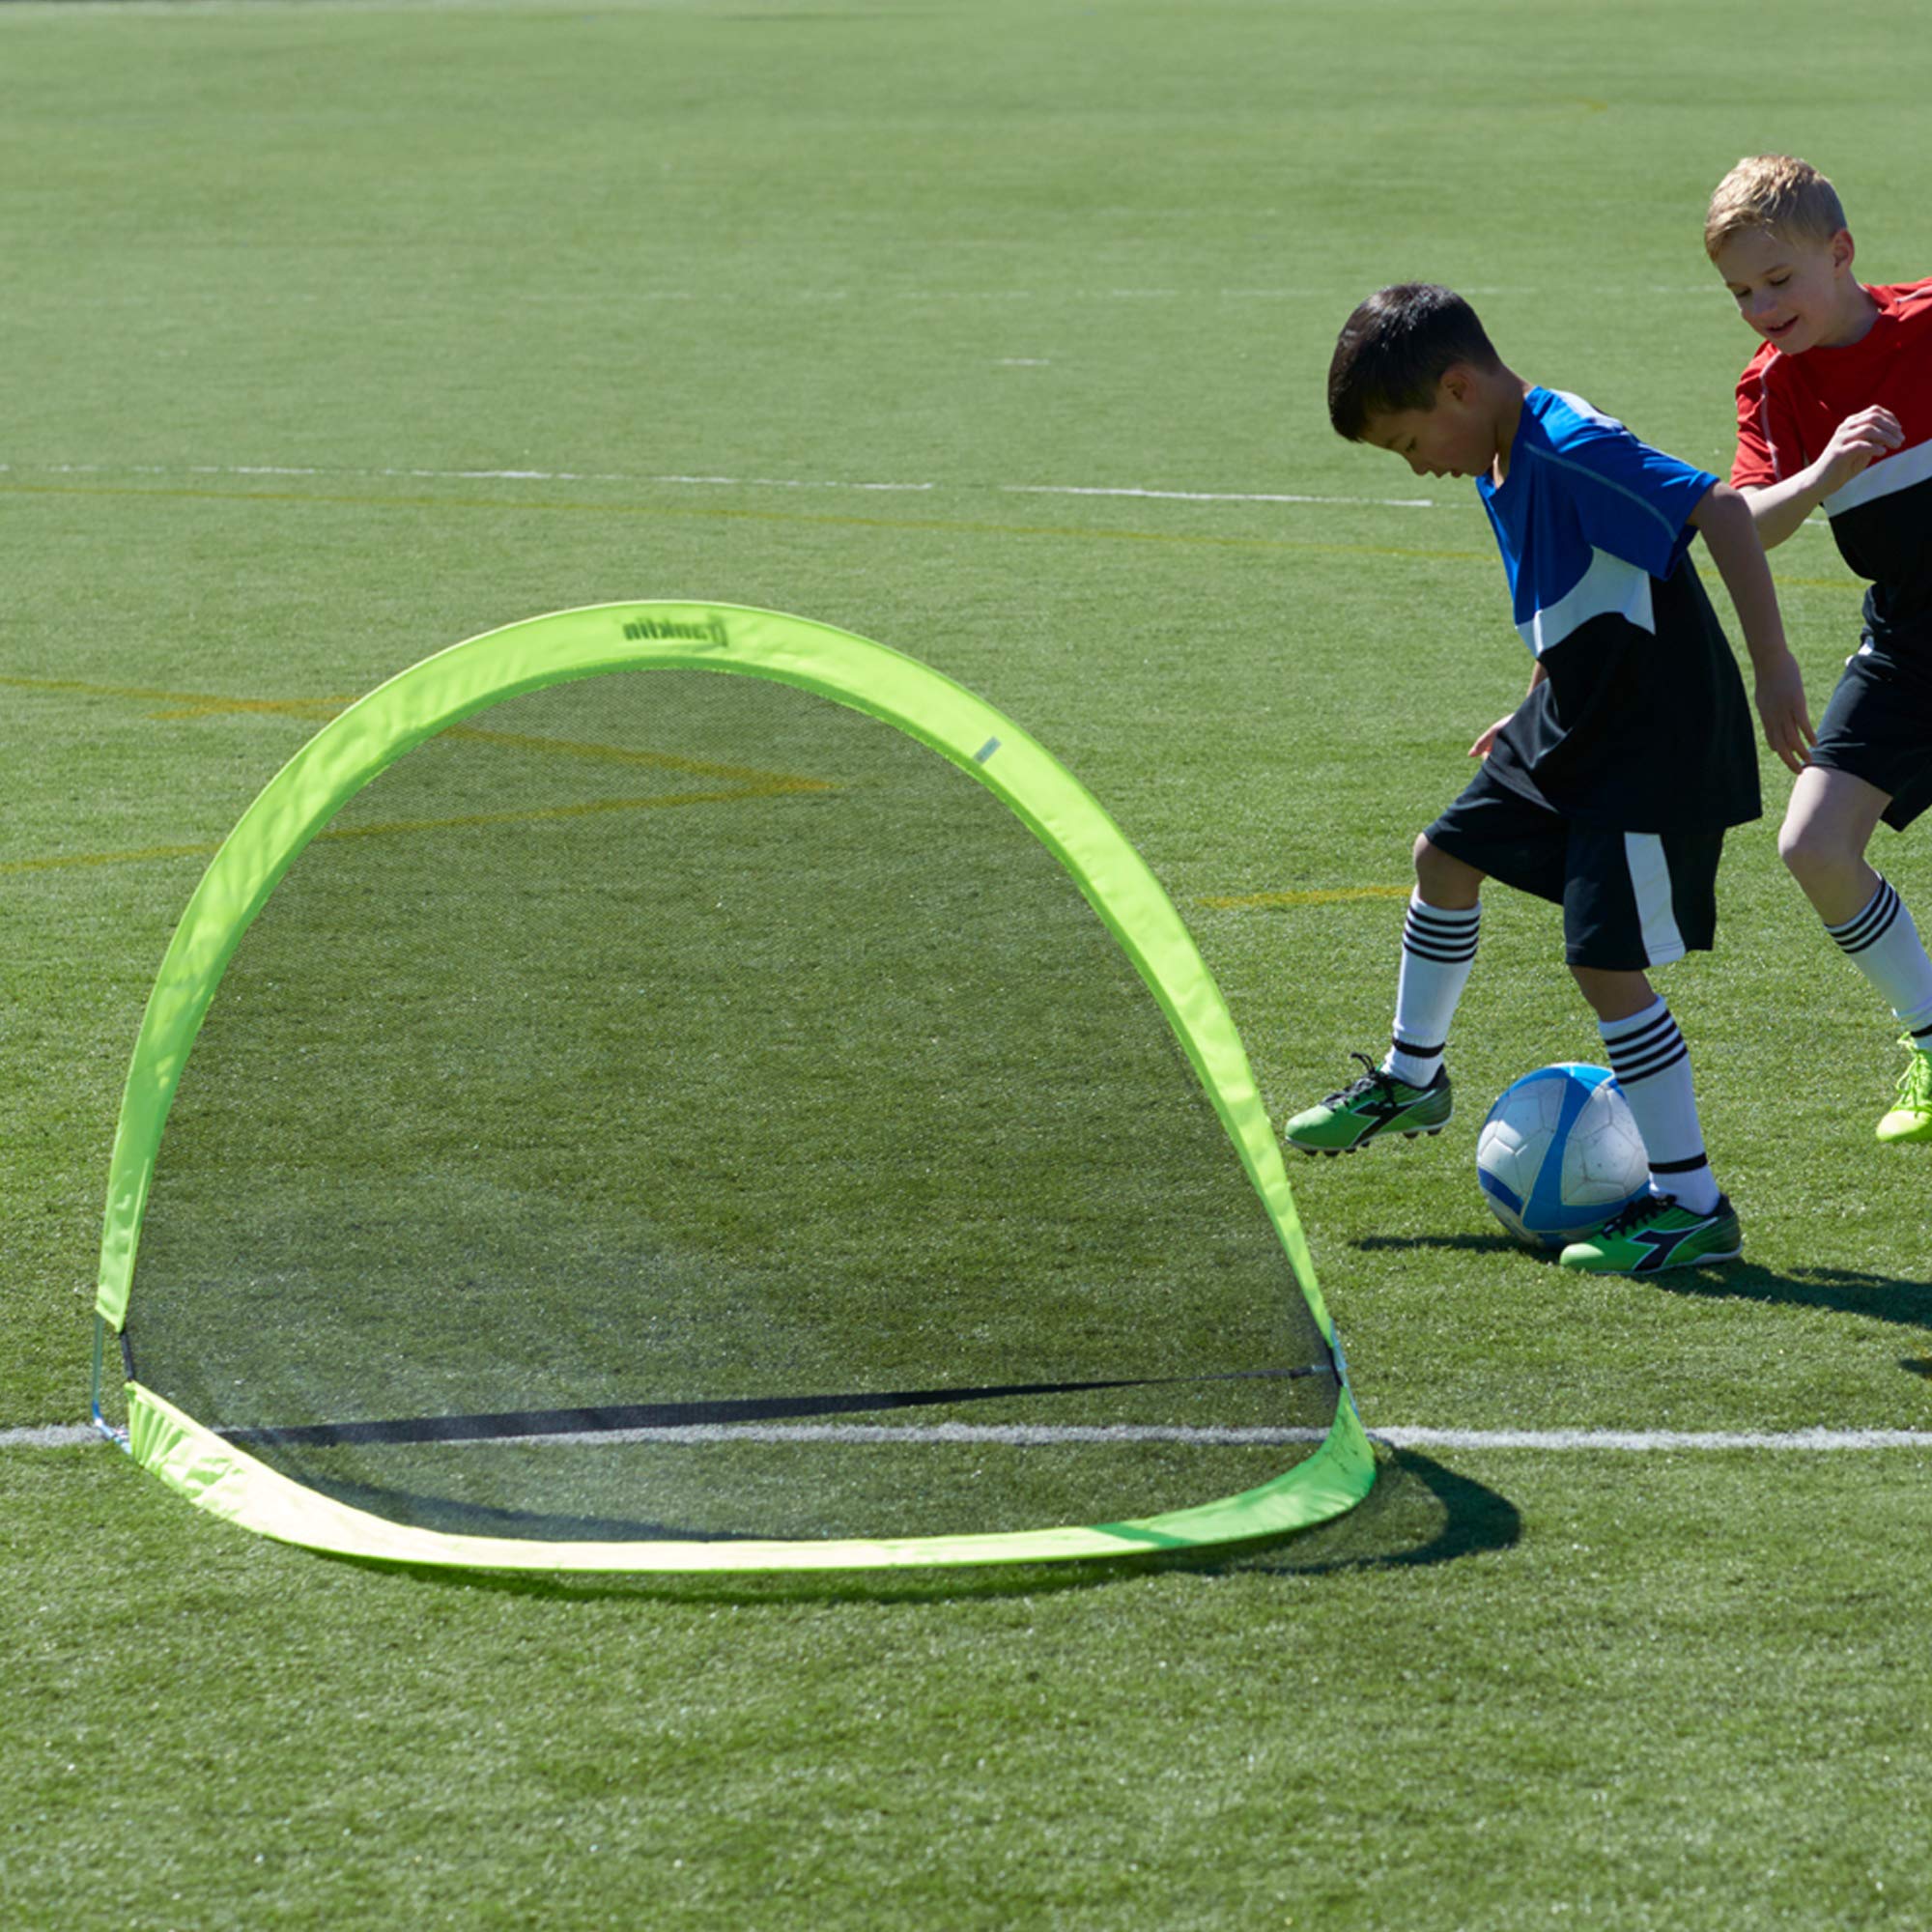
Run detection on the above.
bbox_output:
[1740,406,1904,549]
[1688,482,1812,773]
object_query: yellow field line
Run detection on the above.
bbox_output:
[1,667,840,869]
[0,677,838,788]
[2,674,839,876]
[2,839,229,878]
[0,674,354,719]
[1,783,831,877]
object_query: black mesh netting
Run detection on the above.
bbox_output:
[128,669,1337,1542]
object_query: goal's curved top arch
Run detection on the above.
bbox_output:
[95,602,1374,1572]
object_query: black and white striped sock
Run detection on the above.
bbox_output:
[1600,998,1720,1214]
[1825,877,1932,1036]
[1384,895,1480,1088]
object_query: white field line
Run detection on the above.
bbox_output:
[31,285,1733,309]
[1002,484,1435,508]
[4,461,942,495]
[5,1424,102,1449]
[0,458,1435,512]
[0,457,1833,529]
[14,1422,1932,1453]
[1377,1427,1932,1452]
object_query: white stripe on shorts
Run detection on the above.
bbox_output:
[1622,832,1686,965]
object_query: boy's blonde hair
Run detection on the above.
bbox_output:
[1704,155,1848,259]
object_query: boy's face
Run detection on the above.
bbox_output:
[1360,368,1497,481]
[1713,225,1862,354]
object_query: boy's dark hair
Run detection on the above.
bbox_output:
[1327,284,1502,441]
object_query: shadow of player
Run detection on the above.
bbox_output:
[1356,1233,1932,1361]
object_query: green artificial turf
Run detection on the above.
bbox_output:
[4,0,1930,1925]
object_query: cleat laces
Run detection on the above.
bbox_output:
[1894,1037,1932,1115]
[1597,1191,1673,1237]
[1327,1052,1406,1107]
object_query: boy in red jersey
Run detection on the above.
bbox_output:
[1707,156,1932,1143]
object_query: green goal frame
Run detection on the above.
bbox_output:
[94,602,1375,1571]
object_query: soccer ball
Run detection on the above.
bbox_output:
[1475,1064,1649,1250]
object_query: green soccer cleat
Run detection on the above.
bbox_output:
[1876,1037,1932,1145]
[1284,1054,1452,1156]
[1558,1192,1743,1275]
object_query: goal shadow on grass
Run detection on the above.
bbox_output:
[1199,1447,1522,1577]
[315,1446,1519,1604]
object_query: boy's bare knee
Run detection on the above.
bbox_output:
[1413,835,1483,908]
[1777,811,1845,886]
[1776,822,1809,881]
[1776,794,1883,925]
[1570,963,1654,1024]
[1778,767,1888,893]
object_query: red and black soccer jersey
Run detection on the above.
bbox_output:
[1730,279,1932,657]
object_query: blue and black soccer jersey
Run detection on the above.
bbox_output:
[1475,386,1760,835]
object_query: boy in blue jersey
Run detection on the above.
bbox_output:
[1284,283,1812,1274]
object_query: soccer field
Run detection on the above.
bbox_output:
[5,1,1931,1925]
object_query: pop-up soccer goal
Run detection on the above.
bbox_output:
[93,603,1374,1572]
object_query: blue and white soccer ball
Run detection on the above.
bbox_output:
[1475,1064,1650,1250]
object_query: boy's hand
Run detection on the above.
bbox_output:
[1817,406,1904,496]
[1690,482,1808,770]
[1467,712,1515,759]
[1752,649,1815,775]
[1469,663,1544,758]
[1740,411,1904,549]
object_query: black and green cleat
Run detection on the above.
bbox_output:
[1283,1054,1453,1157]
[1558,1192,1743,1274]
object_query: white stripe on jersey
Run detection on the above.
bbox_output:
[1623,833,1687,965]
[1517,545,1656,657]
[1822,432,1932,517]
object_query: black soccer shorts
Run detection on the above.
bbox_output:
[1807,643,1932,832]
[1425,765,1725,972]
